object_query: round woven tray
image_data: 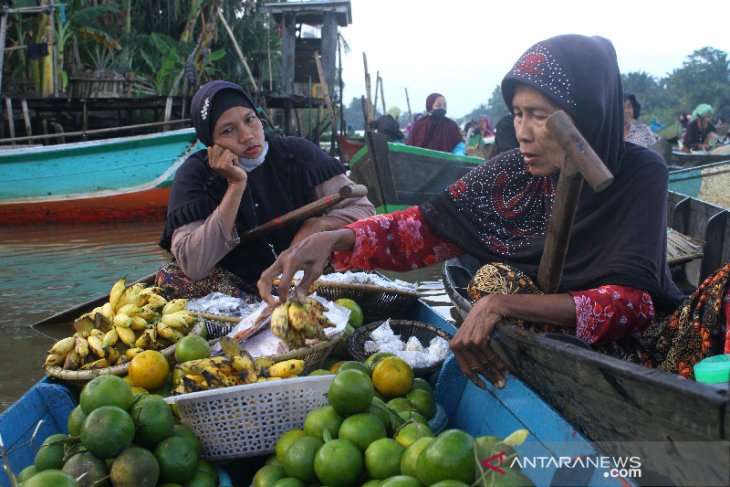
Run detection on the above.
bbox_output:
[313,281,419,319]
[264,330,344,374]
[347,320,453,377]
[45,319,205,387]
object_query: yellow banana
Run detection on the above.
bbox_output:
[44,353,66,368]
[143,292,167,309]
[129,316,149,331]
[105,347,121,365]
[116,283,146,311]
[160,313,188,329]
[125,347,144,360]
[109,277,127,311]
[232,352,255,372]
[268,359,305,378]
[81,358,110,370]
[100,302,114,322]
[73,315,95,337]
[117,304,141,317]
[135,331,153,350]
[287,301,311,331]
[102,328,118,348]
[87,335,105,358]
[270,302,291,341]
[113,313,132,329]
[116,326,137,347]
[162,298,188,315]
[136,305,158,322]
[63,350,82,370]
[48,336,75,356]
[74,337,89,359]
[89,329,104,339]
[237,368,258,384]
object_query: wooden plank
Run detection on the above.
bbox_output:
[20,98,32,140]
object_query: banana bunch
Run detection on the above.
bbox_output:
[172,337,305,394]
[270,298,335,349]
[44,277,199,371]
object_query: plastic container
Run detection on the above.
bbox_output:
[166,375,334,460]
[693,354,730,384]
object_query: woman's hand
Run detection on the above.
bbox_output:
[450,294,510,389]
[257,229,355,305]
[208,144,247,186]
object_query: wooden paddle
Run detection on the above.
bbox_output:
[536,111,614,293]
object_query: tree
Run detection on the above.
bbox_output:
[664,47,730,118]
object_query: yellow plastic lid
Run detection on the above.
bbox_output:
[693,354,730,384]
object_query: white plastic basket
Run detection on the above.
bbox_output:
[165,375,334,460]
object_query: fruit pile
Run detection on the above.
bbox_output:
[15,375,217,487]
[172,336,306,394]
[44,278,200,371]
[253,357,535,486]
[270,297,336,348]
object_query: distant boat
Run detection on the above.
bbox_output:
[669,148,730,168]
[349,132,484,213]
[669,159,730,208]
[0,128,203,225]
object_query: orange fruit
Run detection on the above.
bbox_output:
[253,464,287,487]
[275,429,307,464]
[34,434,68,471]
[129,350,170,391]
[394,422,434,449]
[338,413,387,451]
[110,446,160,487]
[406,389,436,420]
[411,378,434,395]
[416,429,475,485]
[22,470,79,487]
[154,435,199,484]
[129,394,175,448]
[80,405,135,459]
[282,436,323,483]
[175,335,211,363]
[337,360,370,375]
[387,397,414,414]
[364,438,405,480]
[364,352,395,374]
[303,406,344,440]
[400,437,435,478]
[66,405,86,437]
[372,357,413,398]
[79,374,134,414]
[313,439,363,487]
[327,369,374,416]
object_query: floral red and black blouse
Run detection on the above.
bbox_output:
[331,206,655,346]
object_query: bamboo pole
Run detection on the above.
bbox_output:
[373,71,380,117]
[217,9,258,94]
[405,88,413,124]
[362,53,373,125]
[314,51,337,138]
[21,99,32,140]
[5,98,15,143]
[379,74,386,116]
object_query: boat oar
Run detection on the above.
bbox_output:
[536,111,614,293]
[239,184,368,243]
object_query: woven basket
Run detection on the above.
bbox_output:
[347,320,453,378]
[264,330,344,374]
[313,281,419,319]
[45,319,205,387]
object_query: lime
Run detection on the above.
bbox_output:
[336,360,370,375]
[430,481,470,487]
[62,451,110,486]
[67,405,86,437]
[282,435,323,483]
[110,446,160,487]
[328,369,374,416]
[173,424,203,457]
[79,375,134,414]
[400,436,435,478]
[23,469,79,487]
[416,429,475,485]
[80,405,135,459]
[272,479,306,487]
[406,389,436,420]
[335,299,364,328]
[410,378,434,395]
[183,469,218,487]
[313,439,363,487]
[129,394,175,448]
[387,397,414,414]
[34,433,68,471]
[362,481,384,487]
[275,429,307,464]
[154,435,199,484]
[253,464,287,487]
[394,422,433,449]
[338,413,387,451]
[175,335,211,363]
[364,438,405,480]
[398,410,429,426]
[303,406,344,440]
[381,475,423,487]
[17,465,36,483]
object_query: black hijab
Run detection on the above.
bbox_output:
[421,35,684,311]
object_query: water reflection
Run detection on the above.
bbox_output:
[0,223,454,411]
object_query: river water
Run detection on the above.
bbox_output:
[0,221,453,411]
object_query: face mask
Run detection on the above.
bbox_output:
[238,142,269,172]
[431,108,447,119]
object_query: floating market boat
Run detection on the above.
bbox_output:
[0,128,203,225]
[349,131,484,213]
[669,159,730,209]
[669,148,730,169]
[442,191,730,487]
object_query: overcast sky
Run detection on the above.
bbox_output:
[336,0,730,119]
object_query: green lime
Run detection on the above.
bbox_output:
[154,435,199,484]
[338,413,387,451]
[110,446,160,487]
[175,335,211,363]
[79,375,134,414]
[275,429,308,465]
[282,435,323,483]
[328,369,374,416]
[130,394,175,448]
[335,299,364,328]
[364,438,405,480]
[23,469,79,487]
[253,464,287,487]
[313,439,363,487]
[80,405,135,459]
[34,433,68,471]
[67,405,86,437]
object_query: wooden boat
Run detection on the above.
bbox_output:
[0,128,203,225]
[669,148,730,169]
[336,134,365,166]
[669,159,730,209]
[8,285,645,486]
[442,191,730,487]
[349,132,484,213]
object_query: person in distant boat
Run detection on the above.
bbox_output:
[375,106,405,142]
[682,104,718,151]
[406,93,463,153]
[464,119,481,156]
[259,34,730,388]
[648,116,664,133]
[623,93,659,148]
[493,113,519,155]
[156,80,374,298]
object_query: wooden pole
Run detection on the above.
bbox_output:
[217,9,258,94]
[373,71,380,118]
[21,98,32,141]
[5,98,15,144]
[379,75,386,116]
[362,53,373,125]
[314,51,337,140]
[405,88,413,125]
[0,12,8,135]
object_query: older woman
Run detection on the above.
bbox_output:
[682,104,718,151]
[157,81,374,297]
[259,35,729,388]
[406,93,463,152]
[623,93,659,147]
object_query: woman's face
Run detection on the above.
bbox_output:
[212,106,265,159]
[512,85,565,177]
[623,99,635,121]
[697,112,712,131]
[431,96,447,111]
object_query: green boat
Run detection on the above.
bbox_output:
[348,132,484,213]
[669,159,730,208]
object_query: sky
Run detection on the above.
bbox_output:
[335,0,730,119]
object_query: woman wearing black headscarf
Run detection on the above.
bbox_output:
[258,36,730,387]
[157,81,374,296]
[623,93,658,147]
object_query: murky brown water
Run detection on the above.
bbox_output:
[0,222,452,411]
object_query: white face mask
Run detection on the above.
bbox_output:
[238,142,269,172]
